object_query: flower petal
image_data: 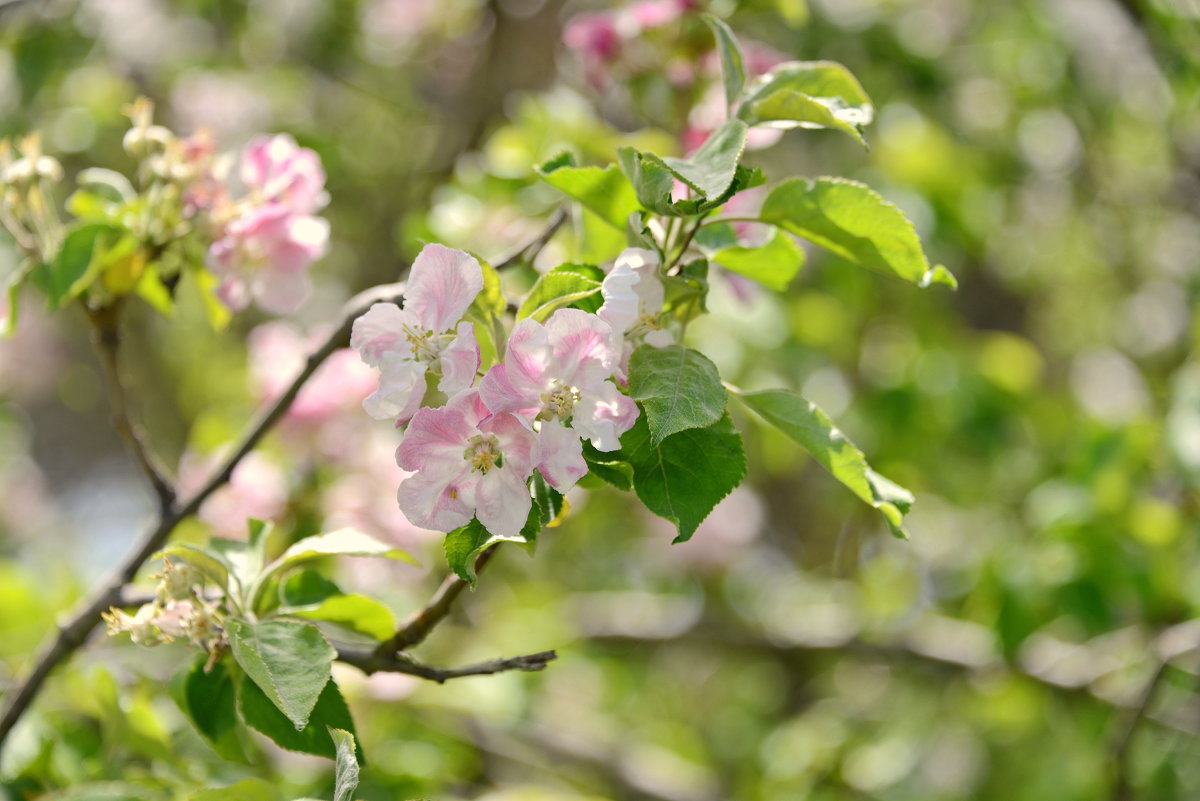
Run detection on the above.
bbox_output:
[365,355,427,422]
[351,302,416,367]
[395,392,474,470]
[397,469,474,532]
[438,320,481,395]
[536,419,586,492]
[572,381,640,451]
[545,308,618,386]
[406,244,484,333]
[474,467,532,538]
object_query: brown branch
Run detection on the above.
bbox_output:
[0,290,400,752]
[83,301,176,509]
[337,645,556,683]
[492,206,568,271]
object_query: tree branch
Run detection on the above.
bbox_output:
[492,206,568,271]
[1110,654,1171,800]
[0,290,400,752]
[337,645,556,683]
[83,301,176,509]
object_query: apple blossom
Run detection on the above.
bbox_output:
[481,309,638,483]
[351,243,483,424]
[396,388,537,537]
[241,134,329,215]
[597,248,675,377]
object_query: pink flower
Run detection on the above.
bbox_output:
[248,322,377,423]
[351,244,483,424]
[397,389,537,537]
[241,134,328,215]
[597,248,675,377]
[207,202,329,314]
[180,450,289,538]
[564,12,620,62]
[481,309,638,486]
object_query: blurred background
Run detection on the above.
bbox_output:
[1,0,1199,798]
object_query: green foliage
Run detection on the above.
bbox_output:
[38,222,122,307]
[709,228,806,291]
[731,387,914,537]
[738,60,874,145]
[281,593,398,642]
[537,154,640,230]
[444,502,539,586]
[516,263,603,322]
[188,779,277,801]
[620,412,747,542]
[328,728,360,801]
[170,654,246,763]
[760,177,956,288]
[703,14,746,109]
[627,344,727,444]
[228,618,336,730]
[237,676,359,762]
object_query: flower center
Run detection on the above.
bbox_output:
[402,323,456,364]
[540,382,581,420]
[464,433,503,474]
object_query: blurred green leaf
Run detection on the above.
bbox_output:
[703,15,747,109]
[188,778,278,801]
[739,60,873,145]
[711,229,806,291]
[43,222,121,307]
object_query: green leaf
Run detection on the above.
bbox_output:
[187,779,277,801]
[659,120,748,201]
[134,261,174,316]
[582,441,633,490]
[621,413,747,543]
[532,471,566,528]
[627,345,727,444]
[730,387,914,537]
[282,593,398,642]
[711,229,806,291]
[189,268,232,331]
[661,257,710,322]
[329,728,360,801]
[760,177,953,288]
[238,675,360,762]
[273,528,417,570]
[617,146,685,217]
[517,266,602,322]
[169,654,246,763]
[703,15,747,109]
[44,222,122,307]
[538,154,641,230]
[444,509,537,587]
[738,61,873,145]
[280,569,343,607]
[228,618,336,730]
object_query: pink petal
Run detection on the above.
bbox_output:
[572,381,640,451]
[397,469,474,532]
[365,356,426,422]
[406,244,484,333]
[351,303,415,367]
[438,321,480,395]
[252,264,312,315]
[479,364,540,425]
[545,308,618,386]
[396,389,479,469]
[474,468,532,538]
[481,411,537,477]
[535,419,586,492]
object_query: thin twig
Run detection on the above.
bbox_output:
[377,544,500,654]
[1110,656,1171,801]
[83,301,176,509]
[0,291,400,751]
[492,207,568,271]
[337,645,556,683]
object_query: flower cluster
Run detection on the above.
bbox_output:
[352,244,674,537]
[103,559,223,651]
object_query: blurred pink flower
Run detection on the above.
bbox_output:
[207,202,329,314]
[179,450,289,538]
[241,134,329,215]
[397,389,536,537]
[248,322,376,424]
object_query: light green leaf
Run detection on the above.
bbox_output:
[188,779,277,801]
[274,528,417,569]
[329,728,360,801]
[280,569,343,607]
[538,154,641,230]
[282,593,398,642]
[445,503,539,586]
[228,618,336,730]
[628,345,727,444]
[622,413,746,543]
[582,441,633,491]
[190,268,232,332]
[44,222,122,307]
[617,146,685,217]
[730,387,914,537]
[703,14,747,109]
[170,654,247,763]
[238,675,360,762]
[517,267,602,322]
[711,229,806,291]
[738,60,873,144]
[760,177,953,288]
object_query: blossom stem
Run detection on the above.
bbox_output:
[337,645,556,682]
